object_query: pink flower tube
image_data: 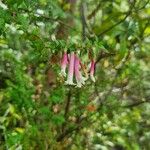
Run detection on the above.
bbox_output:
[74,55,85,87]
[65,52,75,85]
[90,60,96,82]
[60,52,68,77]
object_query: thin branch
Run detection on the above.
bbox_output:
[134,0,150,11]
[37,14,78,32]
[80,1,87,41]
[95,51,116,65]
[87,0,113,20]
[123,101,149,108]
[17,8,78,32]
[61,88,72,132]
[64,89,72,119]
[88,1,101,20]
[57,116,86,142]
[97,0,136,36]
[97,12,131,36]
[57,125,80,142]
[123,96,150,108]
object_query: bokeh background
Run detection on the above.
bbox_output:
[0,0,150,149]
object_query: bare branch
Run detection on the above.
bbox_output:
[97,0,136,36]
[124,101,148,108]
[97,12,131,36]
[95,51,116,65]
[80,1,87,41]
[88,1,101,20]
[64,89,72,119]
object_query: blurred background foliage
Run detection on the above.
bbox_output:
[0,0,150,149]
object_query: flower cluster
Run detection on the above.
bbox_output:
[60,52,96,87]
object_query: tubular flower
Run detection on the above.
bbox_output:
[90,60,96,82]
[74,55,86,87]
[60,52,68,77]
[65,52,75,85]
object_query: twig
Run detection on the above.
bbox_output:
[97,0,136,36]
[80,1,87,41]
[123,96,150,108]
[97,12,131,36]
[134,0,150,11]
[88,1,101,20]
[57,116,86,142]
[123,100,149,108]
[57,125,80,142]
[61,88,72,132]
[95,51,116,65]
[17,8,78,32]
[87,0,113,20]
[64,89,72,119]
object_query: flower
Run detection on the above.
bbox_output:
[60,52,68,77]
[65,52,75,85]
[90,60,96,82]
[61,51,96,86]
[74,55,86,87]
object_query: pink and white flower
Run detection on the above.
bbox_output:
[60,52,68,77]
[60,51,96,86]
[65,52,75,85]
[90,60,96,82]
[74,55,86,87]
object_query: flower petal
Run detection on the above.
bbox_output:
[65,52,75,85]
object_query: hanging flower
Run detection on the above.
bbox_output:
[60,50,96,86]
[74,55,86,87]
[60,52,68,77]
[65,52,75,85]
[90,60,96,82]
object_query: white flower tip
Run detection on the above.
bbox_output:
[90,75,96,82]
[76,82,82,88]
[82,76,88,81]
[65,80,75,85]
[81,80,85,85]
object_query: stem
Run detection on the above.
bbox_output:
[98,0,136,36]
[61,88,72,133]
[88,1,101,20]
[64,89,72,119]
[80,1,86,41]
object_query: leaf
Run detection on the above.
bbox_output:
[15,128,25,133]
[17,14,29,30]
[51,114,65,126]
[39,106,51,116]
[0,18,5,32]
[119,34,127,59]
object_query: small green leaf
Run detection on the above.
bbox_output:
[51,114,65,126]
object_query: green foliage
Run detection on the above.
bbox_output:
[0,0,150,149]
